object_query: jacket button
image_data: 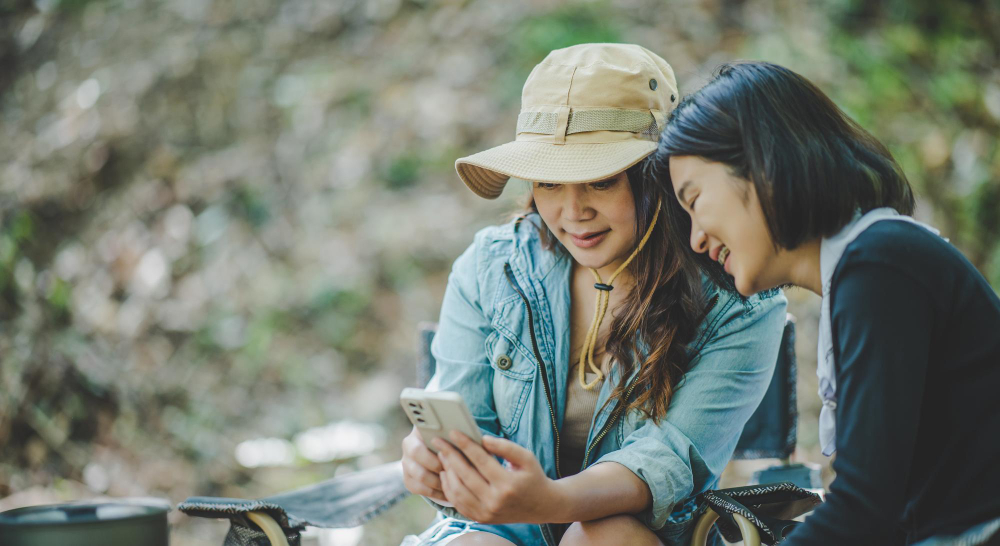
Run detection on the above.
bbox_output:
[649,78,658,90]
[496,354,513,370]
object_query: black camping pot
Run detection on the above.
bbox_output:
[0,498,170,546]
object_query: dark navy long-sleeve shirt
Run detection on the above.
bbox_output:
[783,220,1000,545]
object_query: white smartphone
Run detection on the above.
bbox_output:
[400,387,483,453]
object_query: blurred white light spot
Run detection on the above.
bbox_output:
[132,248,171,298]
[83,463,110,493]
[294,420,386,463]
[984,82,1000,122]
[235,437,296,468]
[164,204,195,243]
[18,15,45,50]
[34,0,59,13]
[76,78,101,109]
[305,525,364,546]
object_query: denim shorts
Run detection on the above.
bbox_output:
[399,509,723,546]
[399,515,545,546]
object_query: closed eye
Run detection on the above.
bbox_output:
[590,179,616,191]
[535,182,558,190]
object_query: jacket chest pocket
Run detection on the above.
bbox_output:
[484,331,536,436]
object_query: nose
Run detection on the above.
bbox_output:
[690,218,708,254]
[561,186,593,221]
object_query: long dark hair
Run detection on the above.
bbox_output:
[518,162,707,423]
[651,61,915,260]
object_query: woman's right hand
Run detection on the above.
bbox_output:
[401,426,449,505]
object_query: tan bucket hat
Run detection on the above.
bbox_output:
[455,43,678,199]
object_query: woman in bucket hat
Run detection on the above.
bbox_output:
[400,44,787,546]
[655,61,1000,545]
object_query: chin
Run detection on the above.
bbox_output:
[732,269,760,297]
[734,270,779,297]
[734,279,756,297]
[577,257,612,270]
[563,249,606,270]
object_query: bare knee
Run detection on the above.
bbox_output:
[559,514,663,546]
[449,531,517,545]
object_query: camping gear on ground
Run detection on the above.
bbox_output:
[0,498,170,546]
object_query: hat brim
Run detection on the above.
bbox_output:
[455,140,658,199]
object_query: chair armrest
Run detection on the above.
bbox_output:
[691,509,762,546]
[696,482,822,545]
[179,460,410,543]
[263,460,409,528]
[247,512,291,546]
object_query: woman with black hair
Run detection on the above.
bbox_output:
[651,61,1000,545]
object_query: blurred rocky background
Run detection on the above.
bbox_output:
[1,0,998,544]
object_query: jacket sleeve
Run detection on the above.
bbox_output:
[422,236,501,517]
[595,290,788,530]
[425,236,501,435]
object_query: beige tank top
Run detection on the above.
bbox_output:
[560,359,607,475]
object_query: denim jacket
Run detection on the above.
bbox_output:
[424,215,787,545]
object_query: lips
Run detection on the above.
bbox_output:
[568,229,609,249]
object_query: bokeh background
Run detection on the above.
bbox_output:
[1,0,998,544]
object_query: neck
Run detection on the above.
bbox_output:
[574,260,634,292]
[782,239,823,295]
[596,259,629,284]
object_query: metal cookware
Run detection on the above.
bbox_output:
[0,498,170,546]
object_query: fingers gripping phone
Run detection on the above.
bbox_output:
[400,388,483,453]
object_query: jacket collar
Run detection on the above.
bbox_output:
[511,213,570,281]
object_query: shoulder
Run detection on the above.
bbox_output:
[700,273,787,323]
[449,213,562,303]
[693,274,788,352]
[462,213,548,259]
[841,220,949,268]
[833,219,954,296]
[465,213,565,280]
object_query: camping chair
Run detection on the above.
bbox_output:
[180,315,821,545]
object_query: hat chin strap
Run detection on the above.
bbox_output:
[578,200,662,390]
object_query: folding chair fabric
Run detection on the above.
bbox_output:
[179,462,408,543]
[698,482,822,545]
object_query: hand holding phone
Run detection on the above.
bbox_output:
[401,426,448,504]
[399,388,482,505]
[399,387,483,453]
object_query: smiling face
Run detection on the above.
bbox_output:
[531,171,638,275]
[669,155,786,296]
